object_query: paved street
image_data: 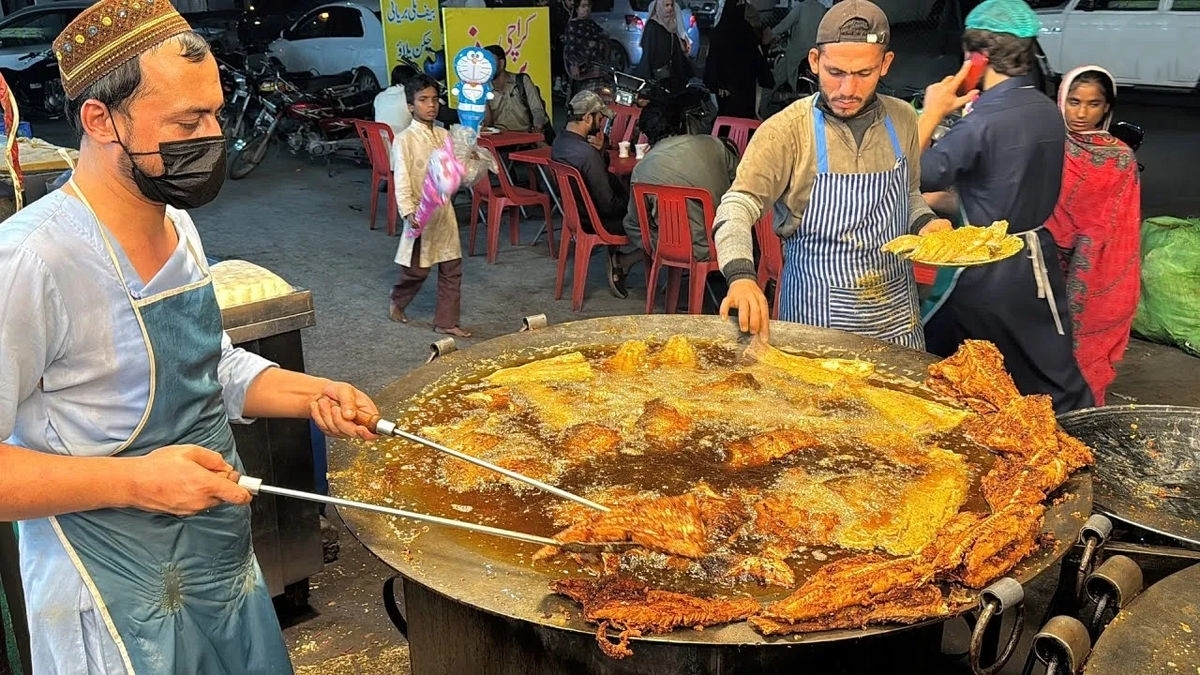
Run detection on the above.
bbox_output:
[20,38,1200,673]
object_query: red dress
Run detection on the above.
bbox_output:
[1045,130,1141,406]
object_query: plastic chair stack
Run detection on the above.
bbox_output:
[711,116,761,157]
[468,138,552,264]
[633,183,720,315]
[353,120,397,235]
[547,160,631,312]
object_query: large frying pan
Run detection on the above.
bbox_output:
[328,315,1091,646]
[1058,405,1200,547]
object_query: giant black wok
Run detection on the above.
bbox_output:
[328,316,1092,651]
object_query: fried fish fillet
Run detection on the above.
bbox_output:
[919,503,1046,588]
[982,434,1093,510]
[636,398,693,446]
[745,340,874,387]
[606,340,650,374]
[560,422,622,461]
[485,351,595,385]
[832,450,970,556]
[650,335,700,369]
[539,486,747,560]
[757,554,937,625]
[718,554,797,588]
[850,384,970,436]
[552,576,760,658]
[508,382,587,430]
[926,340,1020,414]
[962,394,1059,456]
[750,584,946,634]
[724,428,821,468]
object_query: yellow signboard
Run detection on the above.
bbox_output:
[442,7,551,122]
[381,0,444,79]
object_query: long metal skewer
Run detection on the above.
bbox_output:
[238,476,625,553]
[351,410,610,512]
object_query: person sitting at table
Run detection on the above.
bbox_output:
[481,44,552,141]
[623,100,740,263]
[551,91,641,298]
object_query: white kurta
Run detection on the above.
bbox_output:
[0,189,276,674]
[391,120,462,268]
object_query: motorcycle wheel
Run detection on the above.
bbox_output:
[228,130,271,180]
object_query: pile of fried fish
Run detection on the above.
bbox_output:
[415,337,1093,659]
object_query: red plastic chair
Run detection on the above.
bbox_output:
[754,211,783,319]
[547,160,631,312]
[353,120,397,235]
[632,183,720,315]
[711,116,761,157]
[609,104,642,147]
[468,138,552,264]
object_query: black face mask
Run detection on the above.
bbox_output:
[113,122,227,209]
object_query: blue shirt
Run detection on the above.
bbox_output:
[920,77,1065,234]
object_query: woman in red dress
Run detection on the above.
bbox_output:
[1045,66,1142,406]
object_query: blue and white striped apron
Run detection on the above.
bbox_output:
[777,108,923,350]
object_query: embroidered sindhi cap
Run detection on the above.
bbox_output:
[815,0,890,46]
[54,0,193,100]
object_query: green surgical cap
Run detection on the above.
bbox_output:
[965,0,1041,39]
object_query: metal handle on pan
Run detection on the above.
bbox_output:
[1075,514,1114,602]
[1020,615,1091,675]
[1083,554,1144,636]
[427,337,457,363]
[969,577,1026,675]
[520,314,548,332]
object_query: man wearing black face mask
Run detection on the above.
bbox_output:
[551,90,640,297]
[0,2,381,672]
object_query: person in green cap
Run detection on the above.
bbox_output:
[916,0,1093,414]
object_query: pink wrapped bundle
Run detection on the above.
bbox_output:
[409,136,466,238]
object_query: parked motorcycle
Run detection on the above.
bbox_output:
[227,68,375,180]
[584,66,717,135]
[0,49,66,119]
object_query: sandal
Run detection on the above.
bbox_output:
[434,325,473,338]
[389,306,408,323]
[606,251,629,299]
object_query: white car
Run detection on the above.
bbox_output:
[266,1,388,91]
[1035,0,1200,89]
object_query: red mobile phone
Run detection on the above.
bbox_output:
[959,52,989,96]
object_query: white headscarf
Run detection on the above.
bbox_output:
[1058,65,1116,133]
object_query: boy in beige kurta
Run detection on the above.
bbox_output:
[390,76,471,337]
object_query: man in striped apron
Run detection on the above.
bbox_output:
[714,0,951,348]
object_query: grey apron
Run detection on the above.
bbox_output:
[777,108,923,350]
[37,184,292,674]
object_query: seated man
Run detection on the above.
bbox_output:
[374,63,420,136]
[551,90,639,297]
[481,44,550,137]
[623,101,740,264]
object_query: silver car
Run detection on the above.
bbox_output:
[590,0,703,71]
[0,3,88,75]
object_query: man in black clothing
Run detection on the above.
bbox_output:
[551,90,639,297]
[917,0,1091,413]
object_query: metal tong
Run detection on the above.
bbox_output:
[350,410,610,512]
[238,476,633,554]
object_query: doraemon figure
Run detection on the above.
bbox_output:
[450,47,497,135]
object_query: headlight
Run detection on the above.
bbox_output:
[259,81,277,93]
